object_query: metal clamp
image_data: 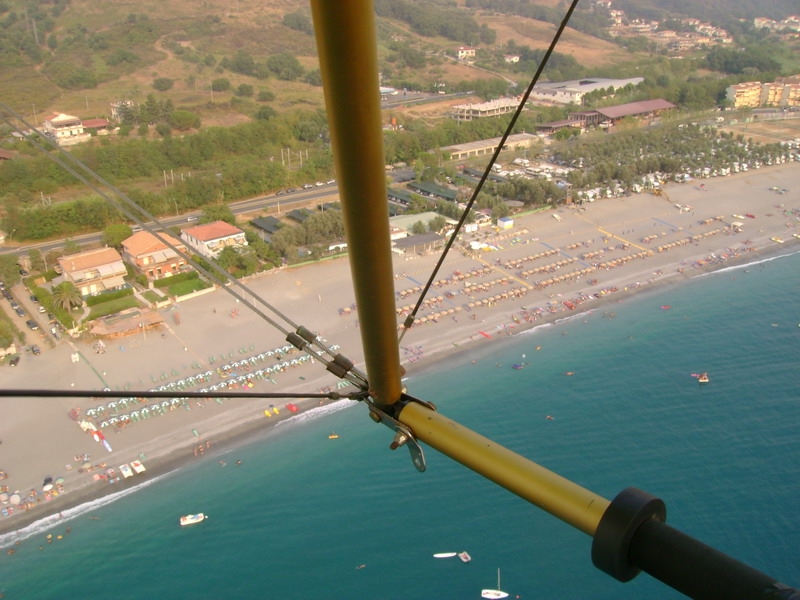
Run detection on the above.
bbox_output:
[366,395,433,472]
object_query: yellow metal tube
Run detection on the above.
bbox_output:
[399,401,610,536]
[310,1,403,406]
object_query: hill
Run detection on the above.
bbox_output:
[0,0,650,125]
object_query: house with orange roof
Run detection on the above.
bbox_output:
[180,220,248,259]
[58,247,127,296]
[121,231,187,281]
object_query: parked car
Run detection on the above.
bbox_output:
[25,319,38,330]
[30,345,41,355]
[29,294,39,303]
[15,307,25,317]
[9,356,20,366]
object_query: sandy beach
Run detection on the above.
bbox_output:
[1,163,798,537]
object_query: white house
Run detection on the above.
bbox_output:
[180,221,248,260]
[456,46,476,61]
[41,113,91,146]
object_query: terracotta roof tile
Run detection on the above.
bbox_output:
[183,220,244,241]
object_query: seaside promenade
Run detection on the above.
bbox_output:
[1,163,799,535]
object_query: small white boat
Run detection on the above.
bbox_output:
[433,552,457,559]
[130,460,146,474]
[481,568,510,599]
[119,464,134,478]
[457,551,472,563]
[180,513,206,526]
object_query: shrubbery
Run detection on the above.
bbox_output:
[85,287,134,306]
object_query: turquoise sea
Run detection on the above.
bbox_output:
[1,250,799,599]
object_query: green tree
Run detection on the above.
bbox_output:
[428,215,447,233]
[283,11,313,34]
[254,106,277,121]
[411,220,426,234]
[257,90,275,102]
[201,204,236,225]
[227,50,256,76]
[52,282,83,311]
[102,224,133,248]
[63,239,83,255]
[168,110,201,131]
[236,84,254,97]
[27,248,45,273]
[0,255,20,286]
[152,77,174,91]
[215,246,240,271]
[211,78,231,92]
[266,53,304,81]
[0,321,14,349]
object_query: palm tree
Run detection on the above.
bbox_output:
[52,282,83,312]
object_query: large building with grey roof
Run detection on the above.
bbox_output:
[529,77,644,105]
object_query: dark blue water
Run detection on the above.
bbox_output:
[2,251,799,599]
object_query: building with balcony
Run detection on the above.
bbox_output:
[180,221,247,260]
[58,248,127,297]
[121,231,187,281]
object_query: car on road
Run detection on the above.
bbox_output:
[25,319,38,330]
[30,344,41,355]
[186,216,198,222]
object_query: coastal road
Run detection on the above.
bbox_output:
[0,185,340,259]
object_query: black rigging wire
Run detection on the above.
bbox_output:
[0,0,580,395]
[0,388,368,401]
[0,105,369,390]
[397,0,581,345]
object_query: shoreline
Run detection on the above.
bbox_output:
[405,242,798,380]
[3,245,795,540]
[1,164,798,538]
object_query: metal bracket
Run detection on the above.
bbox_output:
[366,394,433,472]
